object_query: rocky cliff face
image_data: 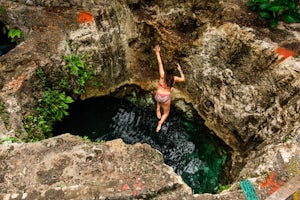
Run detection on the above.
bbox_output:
[0,0,300,199]
[0,134,194,200]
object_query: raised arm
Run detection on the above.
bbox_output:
[174,63,185,83]
[154,45,164,78]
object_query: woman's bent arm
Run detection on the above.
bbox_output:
[174,63,185,82]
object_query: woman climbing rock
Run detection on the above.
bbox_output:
[153,45,185,132]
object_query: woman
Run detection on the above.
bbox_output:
[153,45,185,132]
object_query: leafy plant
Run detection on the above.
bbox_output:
[64,54,94,95]
[81,135,90,142]
[0,136,17,144]
[39,89,74,122]
[95,139,106,144]
[23,68,74,141]
[3,25,22,43]
[248,0,300,28]
[23,89,74,141]
[23,54,94,141]
[216,184,230,193]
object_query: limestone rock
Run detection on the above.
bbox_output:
[0,0,300,199]
[0,134,193,199]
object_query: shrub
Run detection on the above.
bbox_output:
[23,88,74,141]
[23,54,94,141]
[248,0,300,28]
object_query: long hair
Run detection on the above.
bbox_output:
[164,65,174,87]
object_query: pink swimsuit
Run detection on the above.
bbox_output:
[156,82,171,104]
[155,92,170,104]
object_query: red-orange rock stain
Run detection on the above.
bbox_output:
[275,47,296,62]
[77,11,94,24]
[261,171,285,195]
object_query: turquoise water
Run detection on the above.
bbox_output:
[53,97,229,194]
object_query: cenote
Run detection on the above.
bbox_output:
[53,95,231,194]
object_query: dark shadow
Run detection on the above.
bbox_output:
[0,21,19,56]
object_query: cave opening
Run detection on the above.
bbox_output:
[0,21,20,56]
[52,88,232,194]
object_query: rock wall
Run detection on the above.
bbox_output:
[0,0,300,199]
[0,134,193,200]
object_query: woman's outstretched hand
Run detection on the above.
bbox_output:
[176,63,182,71]
[153,45,160,53]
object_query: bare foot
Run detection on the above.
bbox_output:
[156,122,162,132]
[156,109,161,119]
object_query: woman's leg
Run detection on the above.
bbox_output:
[156,101,161,119]
[156,100,170,132]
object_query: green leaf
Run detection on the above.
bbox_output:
[8,28,22,42]
[283,14,300,23]
[270,18,278,28]
[268,6,286,13]
[259,3,271,10]
[65,96,74,104]
[287,2,297,11]
[259,11,271,19]
[64,55,70,62]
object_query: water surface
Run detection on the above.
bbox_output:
[53,97,228,193]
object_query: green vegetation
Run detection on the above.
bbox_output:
[23,89,74,141]
[23,54,94,142]
[0,136,17,144]
[95,138,106,144]
[3,25,22,43]
[248,0,300,28]
[57,183,65,189]
[64,54,94,95]
[283,136,291,142]
[216,184,230,193]
[81,135,90,142]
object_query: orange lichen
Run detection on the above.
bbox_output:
[275,47,296,62]
[77,11,94,24]
[261,171,284,195]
